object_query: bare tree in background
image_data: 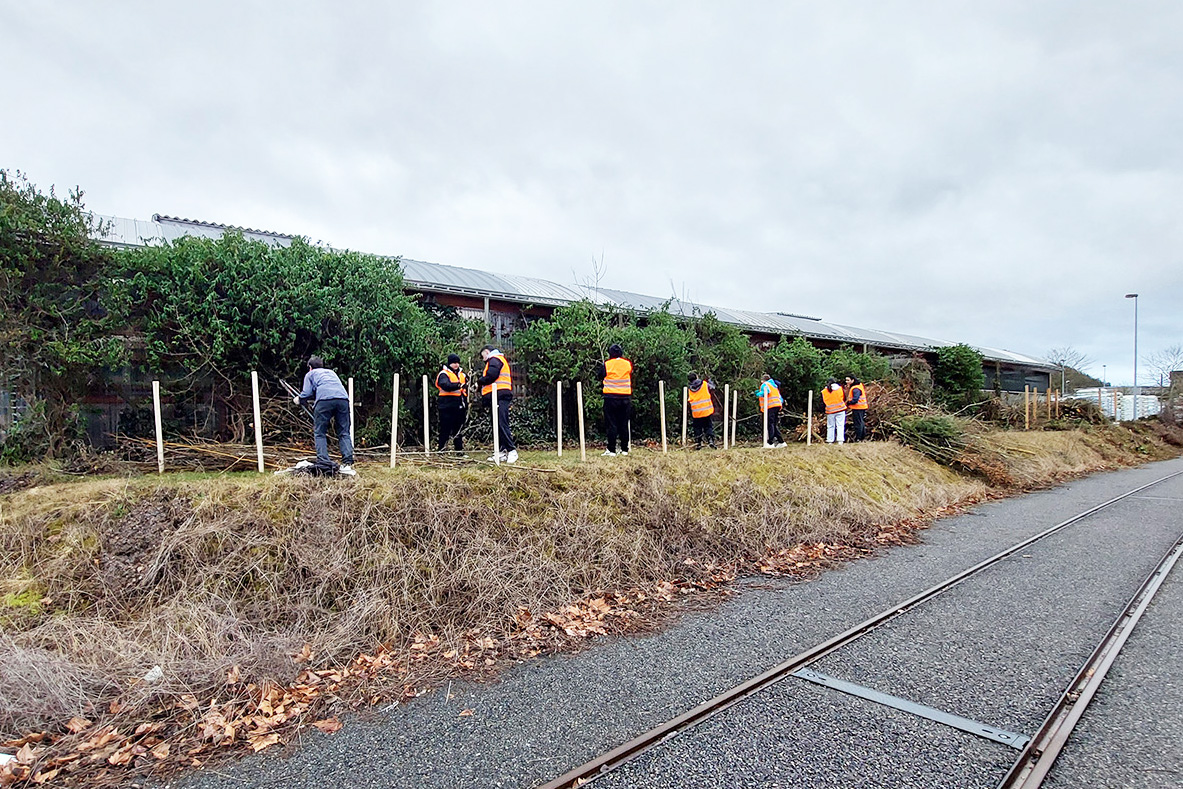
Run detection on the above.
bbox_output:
[1143,343,1183,388]
[1044,346,1100,391]
[1044,346,1094,372]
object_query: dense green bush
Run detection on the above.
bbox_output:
[0,171,124,458]
[934,343,986,404]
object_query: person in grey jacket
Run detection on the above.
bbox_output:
[294,355,356,475]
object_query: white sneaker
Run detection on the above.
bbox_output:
[487,453,505,463]
[619,450,629,456]
[506,450,518,464]
[339,465,357,476]
[602,450,616,457]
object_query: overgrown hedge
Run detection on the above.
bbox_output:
[1,170,982,459]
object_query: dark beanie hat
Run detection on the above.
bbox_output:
[608,343,623,358]
[447,354,461,365]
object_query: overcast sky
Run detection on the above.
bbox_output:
[3,1,1180,385]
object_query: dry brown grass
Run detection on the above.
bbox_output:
[0,444,977,739]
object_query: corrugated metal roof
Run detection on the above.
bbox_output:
[91,212,1054,370]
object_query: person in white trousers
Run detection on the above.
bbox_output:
[822,379,846,444]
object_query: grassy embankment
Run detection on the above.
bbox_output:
[0,420,1179,784]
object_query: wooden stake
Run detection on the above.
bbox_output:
[722,384,730,449]
[348,377,355,447]
[422,374,430,456]
[556,380,563,457]
[732,389,739,447]
[251,370,264,472]
[492,385,501,465]
[681,386,688,447]
[1024,385,1030,430]
[390,373,399,468]
[762,390,769,448]
[807,389,813,446]
[576,381,587,462]
[152,380,165,474]
[659,380,668,454]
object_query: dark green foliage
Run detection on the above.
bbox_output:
[895,353,934,404]
[513,302,700,440]
[108,234,439,390]
[0,171,124,458]
[761,336,826,411]
[891,414,966,464]
[933,343,985,403]
[103,234,469,441]
[825,345,892,384]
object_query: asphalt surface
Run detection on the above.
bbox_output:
[156,456,1183,789]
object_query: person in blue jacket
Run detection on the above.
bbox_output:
[294,355,357,475]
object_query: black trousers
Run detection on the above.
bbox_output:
[437,404,465,451]
[762,406,783,444]
[484,395,515,451]
[693,415,716,447]
[850,409,866,441]
[604,396,632,452]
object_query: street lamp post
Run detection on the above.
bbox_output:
[1126,293,1138,418]
[1059,357,1066,394]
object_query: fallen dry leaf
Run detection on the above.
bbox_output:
[312,718,342,734]
[31,768,60,784]
[248,733,280,753]
[65,717,92,734]
[458,709,474,717]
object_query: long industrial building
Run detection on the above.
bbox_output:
[95,213,1055,391]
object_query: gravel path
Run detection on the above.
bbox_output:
[156,457,1183,789]
[600,467,1183,788]
[1042,509,1183,789]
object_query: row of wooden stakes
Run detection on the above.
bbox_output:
[146,374,817,474]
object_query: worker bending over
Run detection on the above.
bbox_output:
[435,353,468,452]
[757,374,786,447]
[597,343,633,456]
[478,345,517,464]
[822,378,846,444]
[687,371,718,450]
[294,355,357,475]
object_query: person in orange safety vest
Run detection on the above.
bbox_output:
[687,371,718,449]
[596,344,633,456]
[435,353,468,452]
[821,378,846,444]
[477,345,517,464]
[844,375,868,442]
[755,374,786,447]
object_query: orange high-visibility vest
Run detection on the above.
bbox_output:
[481,352,512,396]
[603,357,633,395]
[848,383,867,410]
[688,384,714,417]
[758,381,782,412]
[437,367,467,397]
[822,386,846,414]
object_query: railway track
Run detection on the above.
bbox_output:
[537,469,1183,789]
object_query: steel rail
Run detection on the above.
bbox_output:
[536,468,1183,789]
[997,529,1183,788]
